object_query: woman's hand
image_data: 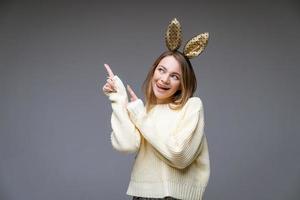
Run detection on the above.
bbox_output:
[126,85,138,102]
[102,63,117,94]
[102,63,138,103]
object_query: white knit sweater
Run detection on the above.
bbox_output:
[105,75,210,200]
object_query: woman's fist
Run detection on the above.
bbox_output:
[102,63,117,94]
[102,63,139,103]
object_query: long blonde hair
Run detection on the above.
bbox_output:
[142,51,197,113]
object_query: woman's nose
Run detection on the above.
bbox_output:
[161,74,170,84]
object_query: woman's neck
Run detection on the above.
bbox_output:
[156,97,174,105]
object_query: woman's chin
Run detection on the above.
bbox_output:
[154,90,166,99]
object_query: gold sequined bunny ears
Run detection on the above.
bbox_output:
[165,18,209,59]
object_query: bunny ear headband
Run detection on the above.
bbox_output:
[165,18,209,59]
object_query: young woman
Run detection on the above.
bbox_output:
[102,19,210,200]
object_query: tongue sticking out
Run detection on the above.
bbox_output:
[157,84,169,90]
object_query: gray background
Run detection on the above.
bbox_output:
[1,0,299,199]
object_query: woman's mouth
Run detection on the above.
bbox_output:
[156,83,170,92]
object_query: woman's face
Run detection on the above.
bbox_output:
[151,55,182,104]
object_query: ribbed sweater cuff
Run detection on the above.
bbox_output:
[126,99,146,124]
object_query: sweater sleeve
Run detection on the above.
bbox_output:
[104,75,141,153]
[126,98,205,169]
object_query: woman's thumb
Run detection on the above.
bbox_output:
[127,85,132,95]
[127,84,137,101]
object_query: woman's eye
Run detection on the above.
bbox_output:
[171,75,179,80]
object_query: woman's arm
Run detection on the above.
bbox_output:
[110,102,141,153]
[126,98,205,169]
[104,75,141,153]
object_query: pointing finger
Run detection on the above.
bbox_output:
[127,85,138,101]
[104,63,115,78]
